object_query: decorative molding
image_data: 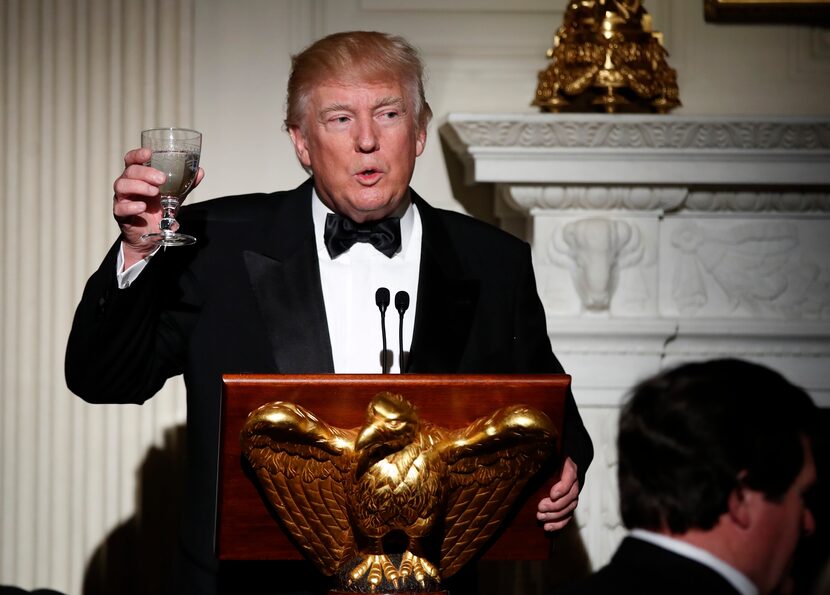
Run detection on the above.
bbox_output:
[504,185,687,213]
[544,319,678,355]
[685,191,830,213]
[666,319,830,357]
[440,115,830,186]
[545,318,830,357]
[444,114,830,150]
[503,186,830,214]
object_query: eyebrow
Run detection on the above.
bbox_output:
[373,96,406,111]
[318,96,407,120]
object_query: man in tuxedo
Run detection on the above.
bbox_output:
[556,359,817,595]
[66,31,593,593]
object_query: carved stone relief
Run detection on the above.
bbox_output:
[548,218,644,311]
[667,220,830,319]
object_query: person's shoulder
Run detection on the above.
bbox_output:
[418,198,529,252]
[182,184,309,221]
[555,538,743,595]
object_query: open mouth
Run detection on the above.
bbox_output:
[356,169,382,184]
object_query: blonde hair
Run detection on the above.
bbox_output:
[285,31,432,132]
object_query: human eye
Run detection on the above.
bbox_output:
[376,109,401,124]
[322,112,352,130]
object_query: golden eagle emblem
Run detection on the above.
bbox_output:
[241,392,556,592]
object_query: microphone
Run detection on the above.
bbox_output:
[394,291,410,373]
[375,288,390,374]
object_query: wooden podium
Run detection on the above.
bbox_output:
[216,373,569,569]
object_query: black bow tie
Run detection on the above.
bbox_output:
[324,213,401,259]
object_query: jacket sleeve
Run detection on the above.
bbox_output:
[65,240,189,404]
[513,243,594,489]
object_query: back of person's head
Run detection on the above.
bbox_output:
[618,358,816,534]
[285,31,432,132]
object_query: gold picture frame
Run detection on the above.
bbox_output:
[704,0,830,23]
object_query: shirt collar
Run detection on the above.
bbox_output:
[311,187,415,261]
[629,529,758,595]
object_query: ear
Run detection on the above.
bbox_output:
[415,126,427,157]
[727,476,753,530]
[288,125,312,169]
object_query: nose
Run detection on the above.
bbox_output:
[354,118,379,153]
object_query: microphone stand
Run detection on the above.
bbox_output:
[395,291,410,373]
[375,287,390,374]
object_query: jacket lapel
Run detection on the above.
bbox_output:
[407,193,479,373]
[243,180,334,373]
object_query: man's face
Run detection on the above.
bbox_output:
[289,79,426,223]
[750,442,816,595]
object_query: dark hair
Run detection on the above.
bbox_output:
[285,31,432,133]
[618,358,815,533]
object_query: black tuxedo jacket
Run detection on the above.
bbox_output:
[555,537,744,595]
[66,178,593,591]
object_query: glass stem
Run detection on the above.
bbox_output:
[159,197,180,234]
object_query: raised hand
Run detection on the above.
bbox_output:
[113,147,204,268]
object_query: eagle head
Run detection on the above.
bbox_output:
[354,392,418,456]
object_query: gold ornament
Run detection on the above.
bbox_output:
[533,0,681,113]
[240,391,556,592]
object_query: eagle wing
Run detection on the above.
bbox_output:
[240,401,357,576]
[438,405,557,579]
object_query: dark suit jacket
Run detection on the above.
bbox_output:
[555,537,745,595]
[66,178,593,593]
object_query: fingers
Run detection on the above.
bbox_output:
[113,196,149,219]
[551,457,579,498]
[536,484,578,531]
[116,149,166,198]
[537,478,579,514]
[536,458,580,532]
[124,147,151,168]
[113,175,162,200]
[542,457,578,506]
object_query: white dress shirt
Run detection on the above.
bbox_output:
[629,529,758,595]
[312,190,421,373]
[116,245,156,288]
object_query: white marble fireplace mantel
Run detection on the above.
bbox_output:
[441,113,830,567]
[442,113,830,186]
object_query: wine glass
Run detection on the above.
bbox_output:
[140,127,202,247]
